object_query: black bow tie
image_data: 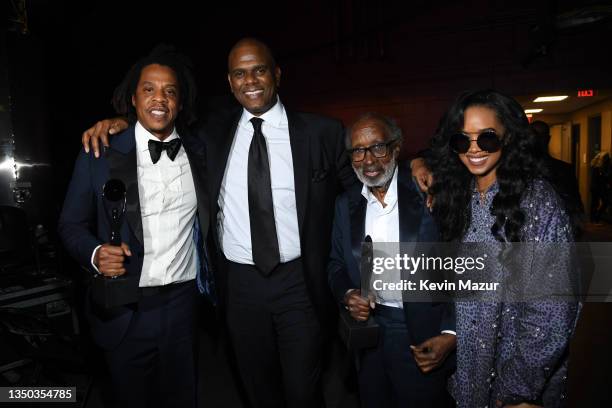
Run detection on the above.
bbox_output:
[148,138,182,164]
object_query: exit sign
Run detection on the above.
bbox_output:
[577,89,595,97]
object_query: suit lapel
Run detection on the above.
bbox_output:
[182,134,210,241]
[397,163,423,243]
[349,188,367,269]
[105,127,143,246]
[211,111,241,207]
[396,163,436,306]
[287,111,310,235]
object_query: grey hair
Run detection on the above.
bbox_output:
[345,112,403,149]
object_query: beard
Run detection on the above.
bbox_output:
[354,157,397,188]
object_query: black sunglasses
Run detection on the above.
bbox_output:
[449,131,502,154]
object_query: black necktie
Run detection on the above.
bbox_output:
[248,117,280,275]
[148,138,182,164]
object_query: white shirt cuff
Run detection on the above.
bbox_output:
[344,288,359,308]
[91,245,102,274]
[441,330,456,335]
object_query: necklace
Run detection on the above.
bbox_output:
[478,190,486,206]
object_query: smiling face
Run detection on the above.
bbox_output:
[227,41,281,116]
[457,105,504,190]
[350,118,400,188]
[131,63,181,141]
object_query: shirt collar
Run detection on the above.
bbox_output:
[471,179,499,207]
[361,165,399,210]
[471,179,499,196]
[238,96,287,130]
[135,121,180,153]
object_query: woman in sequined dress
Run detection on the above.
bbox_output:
[427,90,581,408]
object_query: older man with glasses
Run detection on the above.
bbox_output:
[328,112,456,408]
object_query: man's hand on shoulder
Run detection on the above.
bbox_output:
[93,242,132,277]
[82,117,129,158]
[410,157,434,208]
[410,158,432,191]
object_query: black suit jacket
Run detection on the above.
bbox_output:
[545,156,583,215]
[58,126,213,350]
[327,161,456,345]
[202,107,358,332]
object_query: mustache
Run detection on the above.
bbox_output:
[353,160,397,187]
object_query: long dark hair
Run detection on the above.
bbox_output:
[427,89,544,242]
[111,44,198,133]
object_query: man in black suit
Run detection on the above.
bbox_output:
[205,38,356,408]
[80,38,357,408]
[328,113,455,408]
[530,120,584,233]
[59,50,213,408]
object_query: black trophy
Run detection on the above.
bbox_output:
[338,235,379,350]
[104,179,126,246]
[91,179,139,308]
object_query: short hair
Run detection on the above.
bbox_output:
[111,44,198,132]
[531,120,550,136]
[228,37,277,71]
[346,112,403,149]
[530,120,551,154]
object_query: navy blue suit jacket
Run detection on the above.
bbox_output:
[327,161,455,346]
[58,126,213,350]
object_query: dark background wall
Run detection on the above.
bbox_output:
[2,2,612,405]
[3,0,612,229]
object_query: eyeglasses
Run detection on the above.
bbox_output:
[449,131,502,154]
[348,138,399,162]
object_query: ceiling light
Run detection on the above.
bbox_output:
[533,96,568,102]
[524,109,543,113]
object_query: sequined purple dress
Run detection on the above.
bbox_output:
[451,179,581,408]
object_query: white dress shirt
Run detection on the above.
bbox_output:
[362,167,456,335]
[91,121,198,287]
[362,166,403,308]
[218,98,301,264]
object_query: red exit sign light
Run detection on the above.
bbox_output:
[577,89,595,97]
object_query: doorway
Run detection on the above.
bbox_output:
[588,115,602,159]
[571,123,580,179]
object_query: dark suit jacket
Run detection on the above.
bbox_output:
[545,156,583,216]
[203,107,358,332]
[327,161,456,346]
[58,126,212,350]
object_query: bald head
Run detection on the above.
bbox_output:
[227,37,281,115]
[228,38,277,71]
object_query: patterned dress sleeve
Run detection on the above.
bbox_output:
[493,180,581,407]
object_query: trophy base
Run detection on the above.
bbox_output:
[338,307,379,350]
[91,275,140,309]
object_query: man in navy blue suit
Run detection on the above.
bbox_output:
[77,39,359,408]
[327,113,456,408]
[58,48,212,408]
